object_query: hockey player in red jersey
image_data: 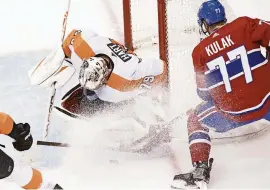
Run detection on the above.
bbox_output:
[172,0,270,189]
[0,112,63,189]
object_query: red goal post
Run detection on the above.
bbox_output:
[123,0,169,63]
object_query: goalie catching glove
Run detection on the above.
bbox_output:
[8,122,33,151]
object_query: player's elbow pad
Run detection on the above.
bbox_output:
[28,47,75,89]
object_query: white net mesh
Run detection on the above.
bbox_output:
[164,0,236,115]
[130,0,159,48]
[128,0,235,114]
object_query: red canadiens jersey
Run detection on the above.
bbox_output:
[192,16,270,122]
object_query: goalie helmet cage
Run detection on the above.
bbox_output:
[120,0,236,111]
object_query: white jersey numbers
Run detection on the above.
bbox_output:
[206,45,253,93]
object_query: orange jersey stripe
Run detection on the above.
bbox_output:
[22,169,42,189]
[0,112,14,135]
[62,29,96,60]
[107,61,167,92]
[62,30,75,57]
[107,73,144,92]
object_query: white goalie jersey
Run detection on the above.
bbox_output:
[28,29,167,116]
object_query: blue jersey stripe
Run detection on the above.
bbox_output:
[189,132,211,143]
[205,51,266,88]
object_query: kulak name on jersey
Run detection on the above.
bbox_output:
[205,35,235,56]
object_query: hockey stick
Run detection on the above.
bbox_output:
[36,139,153,152]
[116,114,183,153]
[39,109,183,149]
[37,140,69,147]
[43,82,56,139]
[36,115,181,149]
[43,0,71,140]
[36,131,162,149]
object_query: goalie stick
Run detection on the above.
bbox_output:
[37,114,183,151]
[43,0,71,140]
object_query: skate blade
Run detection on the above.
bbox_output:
[195,181,208,190]
[171,180,199,190]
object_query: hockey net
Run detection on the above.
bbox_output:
[111,0,236,113]
[68,0,236,114]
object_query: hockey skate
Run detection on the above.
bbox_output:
[171,158,214,190]
[40,182,63,190]
[53,184,63,189]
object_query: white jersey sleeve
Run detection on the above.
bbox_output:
[133,57,166,89]
[95,56,167,103]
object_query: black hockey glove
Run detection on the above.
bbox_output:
[8,123,33,151]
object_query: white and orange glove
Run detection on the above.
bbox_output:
[28,46,75,89]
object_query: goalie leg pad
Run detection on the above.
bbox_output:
[0,146,14,179]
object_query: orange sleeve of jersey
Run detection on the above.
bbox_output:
[107,60,167,92]
[249,17,270,48]
[0,112,14,135]
[22,169,43,189]
[62,29,96,59]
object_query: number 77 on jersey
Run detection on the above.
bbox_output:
[206,45,256,93]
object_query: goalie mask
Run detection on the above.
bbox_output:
[79,57,111,90]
